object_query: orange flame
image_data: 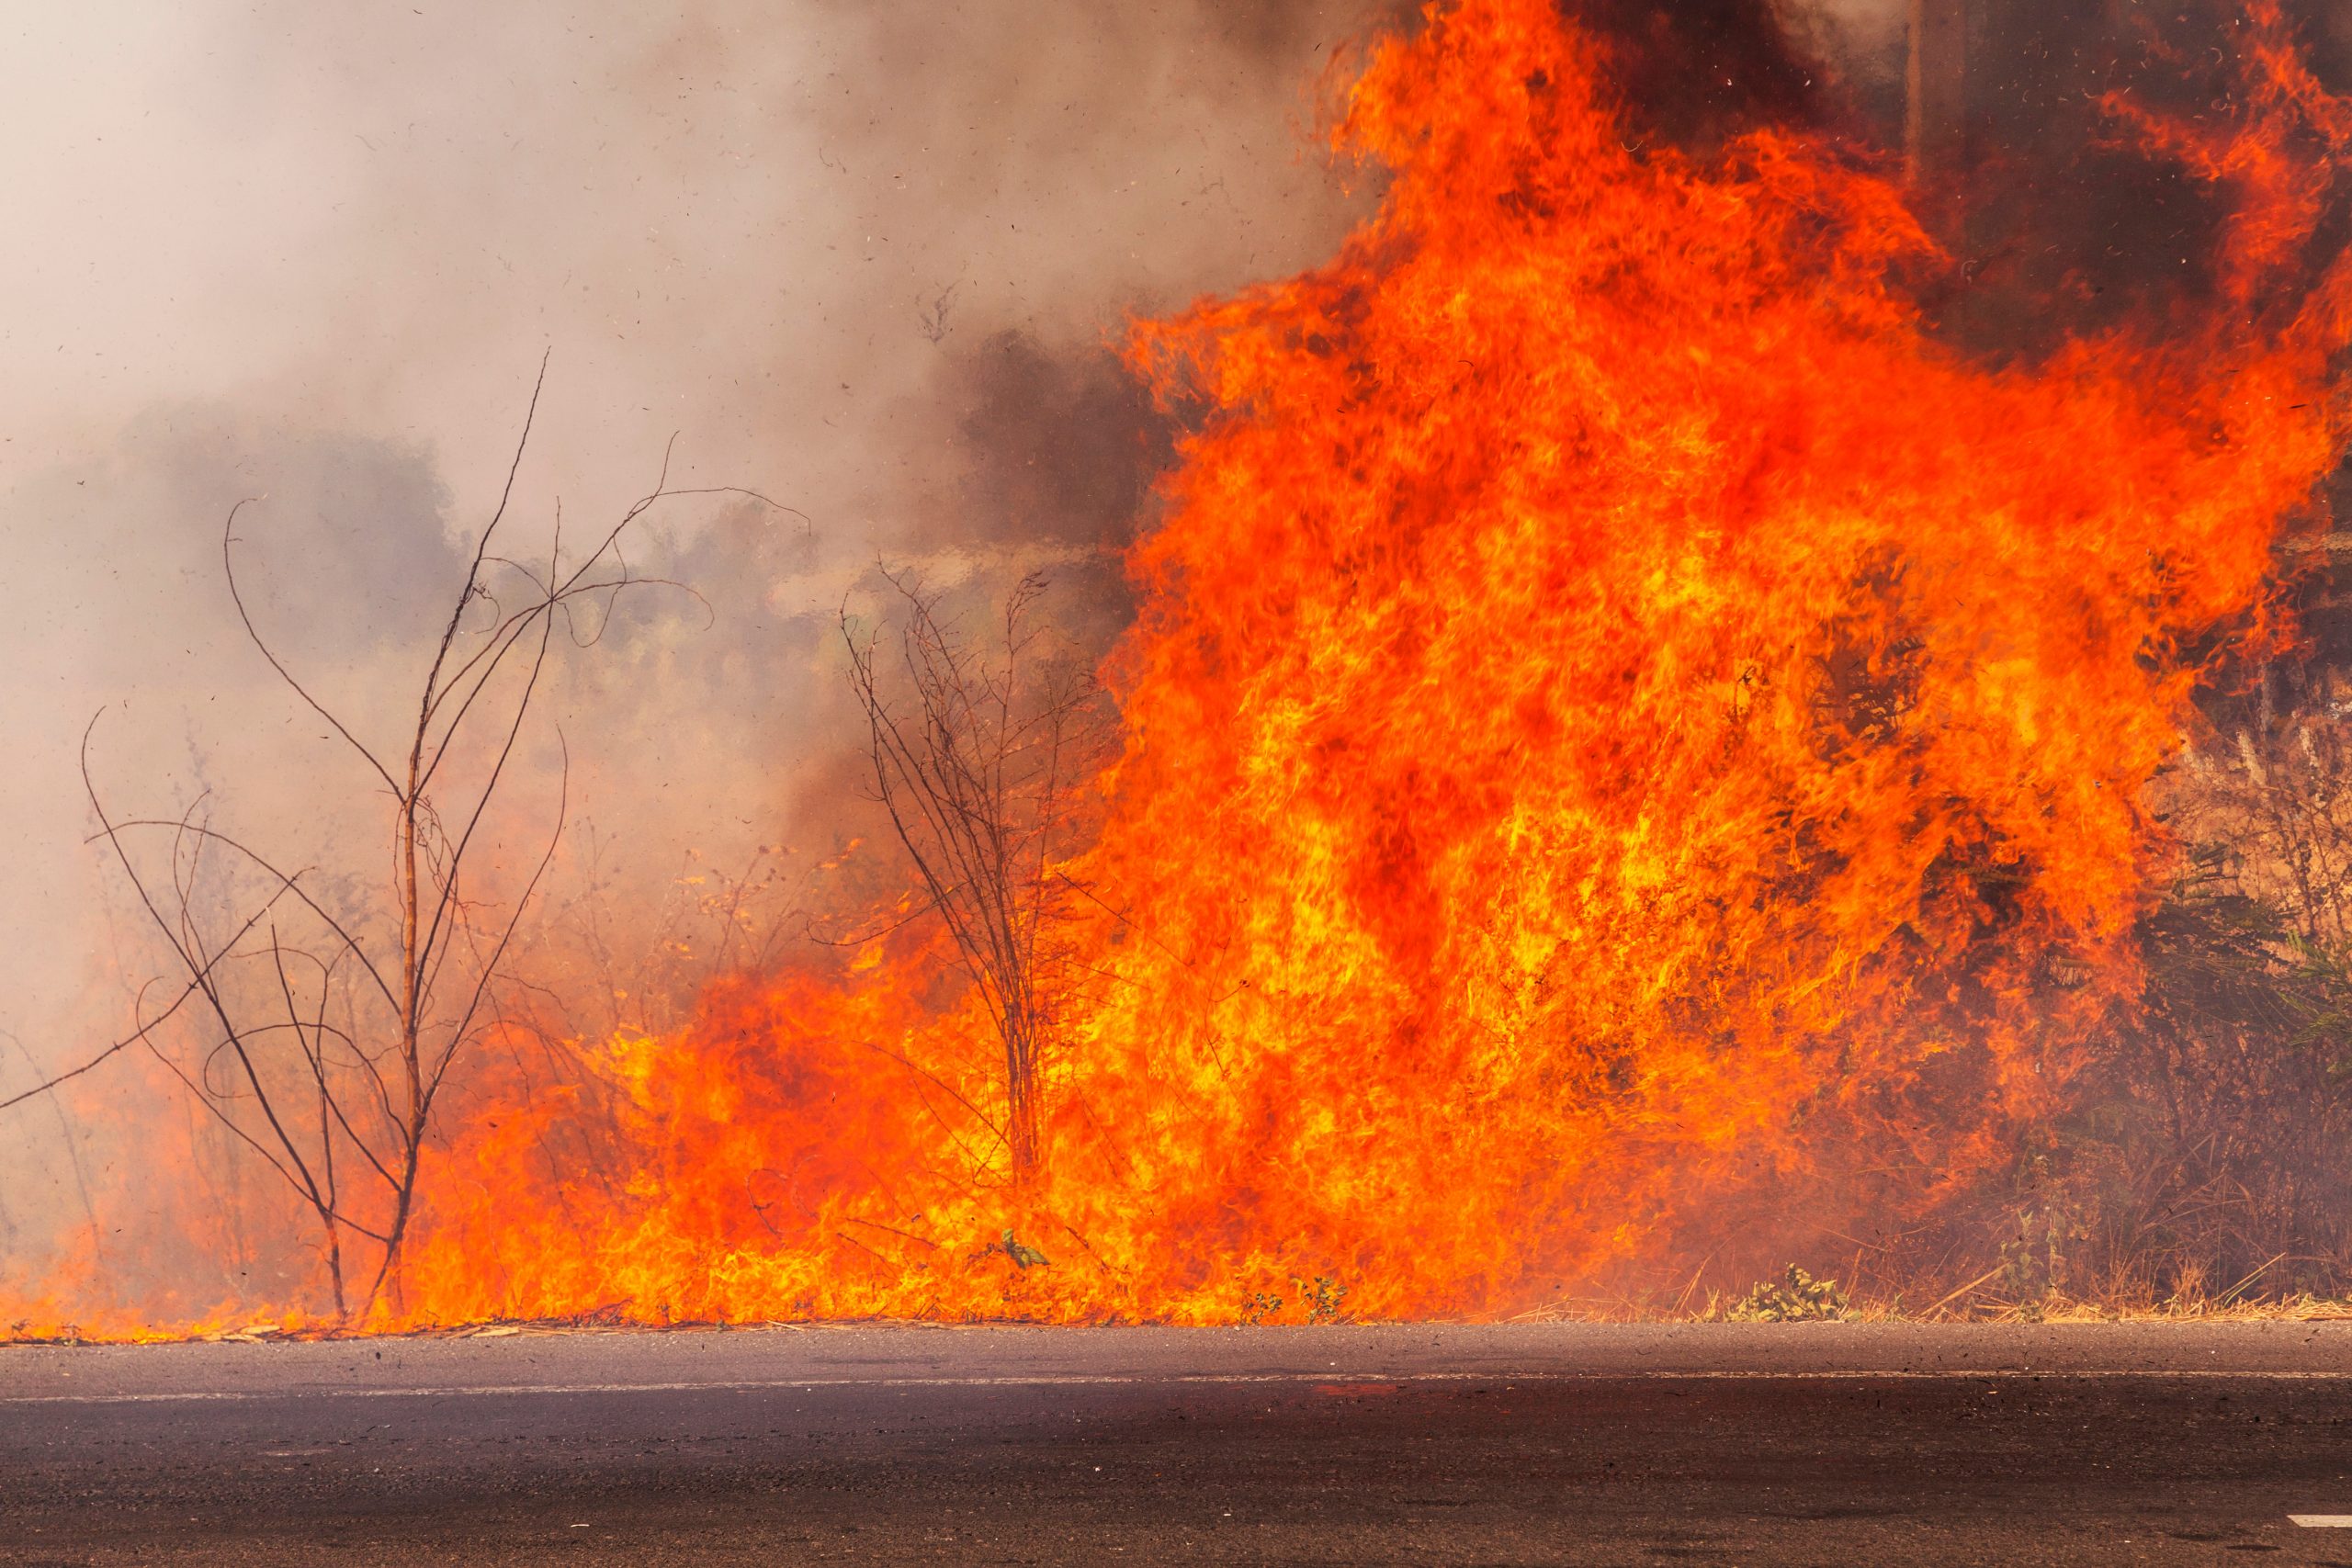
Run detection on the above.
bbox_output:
[15,0,2352,1334]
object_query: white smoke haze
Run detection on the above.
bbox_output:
[0,0,1907,1290]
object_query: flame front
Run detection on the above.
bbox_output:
[20,0,2352,1334]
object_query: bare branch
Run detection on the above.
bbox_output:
[222,502,400,796]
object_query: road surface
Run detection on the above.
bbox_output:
[5,1321,2352,1563]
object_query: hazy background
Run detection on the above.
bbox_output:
[0,0,1407,1045]
[0,1,1906,1271]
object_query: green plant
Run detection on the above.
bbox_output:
[998,1229,1050,1270]
[1998,1200,2086,1304]
[1298,1275,1350,1324]
[1724,1265,1850,1322]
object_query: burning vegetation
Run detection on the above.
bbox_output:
[12,0,2352,1336]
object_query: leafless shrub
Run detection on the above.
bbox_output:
[840,569,1110,1181]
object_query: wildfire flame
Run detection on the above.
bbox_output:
[13,0,2352,1335]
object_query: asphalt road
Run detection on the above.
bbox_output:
[5,1321,2352,1564]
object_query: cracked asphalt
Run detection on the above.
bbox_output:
[4,1321,2351,1564]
